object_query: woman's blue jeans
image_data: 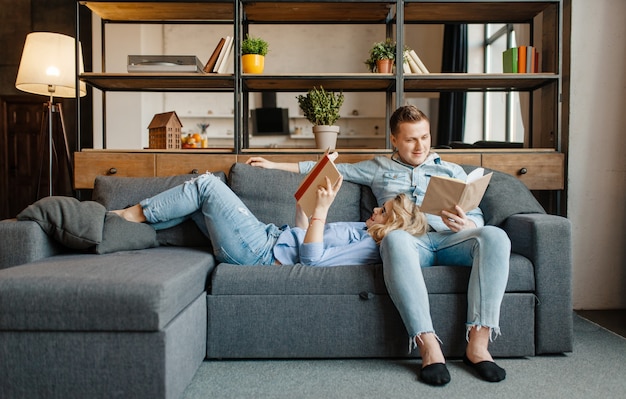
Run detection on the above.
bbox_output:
[140,173,281,265]
[379,227,510,349]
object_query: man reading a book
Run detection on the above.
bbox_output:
[246,105,510,386]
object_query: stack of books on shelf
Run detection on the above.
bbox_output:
[403,49,429,74]
[203,36,235,74]
[502,45,539,73]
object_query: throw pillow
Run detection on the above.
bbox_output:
[17,196,106,249]
[95,213,159,254]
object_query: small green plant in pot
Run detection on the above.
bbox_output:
[241,34,269,74]
[297,86,345,150]
[364,38,396,73]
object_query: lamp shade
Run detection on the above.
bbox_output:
[15,32,87,98]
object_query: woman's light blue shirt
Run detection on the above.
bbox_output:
[273,222,381,266]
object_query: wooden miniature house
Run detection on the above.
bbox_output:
[148,111,183,149]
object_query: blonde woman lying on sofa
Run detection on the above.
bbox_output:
[113,171,427,267]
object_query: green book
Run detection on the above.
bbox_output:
[502,47,518,73]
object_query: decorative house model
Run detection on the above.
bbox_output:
[148,111,183,149]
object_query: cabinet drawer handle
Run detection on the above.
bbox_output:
[108,167,117,175]
[191,168,199,174]
[519,167,528,175]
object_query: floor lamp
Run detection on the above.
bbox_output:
[15,32,86,197]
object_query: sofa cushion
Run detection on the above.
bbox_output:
[0,247,215,331]
[462,166,546,226]
[228,163,364,226]
[16,196,159,254]
[92,173,226,247]
[95,213,159,254]
[17,196,106,249]
[210,252,534,296]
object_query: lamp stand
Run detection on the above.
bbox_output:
[38,97,73,198]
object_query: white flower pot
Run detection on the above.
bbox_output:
[312,125,340,150]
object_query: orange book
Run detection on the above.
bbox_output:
[518,45,527,73]
[294,152,342,217]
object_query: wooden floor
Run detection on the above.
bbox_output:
[576,309,626,338]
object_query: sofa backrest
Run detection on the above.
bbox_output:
[93,173,227,247]
[228,163,376,226]
[461,165,546,226]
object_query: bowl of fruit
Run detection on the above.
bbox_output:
[181,133,205,149]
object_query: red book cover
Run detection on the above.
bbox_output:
[294,153,342,217]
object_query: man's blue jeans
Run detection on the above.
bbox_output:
[379,227,510,350]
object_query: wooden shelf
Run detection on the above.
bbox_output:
[80,1,234,21]
[243,73,395,92]
[81,72,557,92]
[82,1,556,24]
[403,1,556,24]
[242,1,395,23]
[404,73,558,92]
[80,72,234,91]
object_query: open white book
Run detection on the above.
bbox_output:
[420,168,492,215]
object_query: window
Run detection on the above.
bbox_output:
[464,24,526,145]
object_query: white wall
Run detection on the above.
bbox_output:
[569,0,626,309]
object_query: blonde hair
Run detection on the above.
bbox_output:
[367,194,428,244]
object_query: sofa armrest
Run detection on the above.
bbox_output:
[501,213,573,354]
[0,219,63,270]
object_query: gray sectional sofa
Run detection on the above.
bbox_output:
[0,161,573,399]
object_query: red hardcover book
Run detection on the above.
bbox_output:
[294,153,342,217]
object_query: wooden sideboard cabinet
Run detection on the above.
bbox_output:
[74,149,564,193]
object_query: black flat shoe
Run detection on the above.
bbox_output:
[462,353,506,382]
[420,363,451,386]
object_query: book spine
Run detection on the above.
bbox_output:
[403,59,411,73]
[294,156,330,201]
[518,45,527,73]
[213,36,231,73]
[203,37,226,73]
[409,50,429,73]
[526,45,534,73]
[406,52,422,74]
[217,37,235,74]
[502,47,518,73]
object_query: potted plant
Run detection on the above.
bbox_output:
[241,34,269,74]
[296,86,345,150]
[364,38,396,73]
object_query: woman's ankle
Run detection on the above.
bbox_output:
[466,326,494,363]
[112,204,146,223]
[416,333,446,367]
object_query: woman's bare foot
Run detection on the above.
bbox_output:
[111,204,146,223]
[416,333,446,367]
[416,333,450,386]
[464,326,506,382]
[465,326,494,363]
